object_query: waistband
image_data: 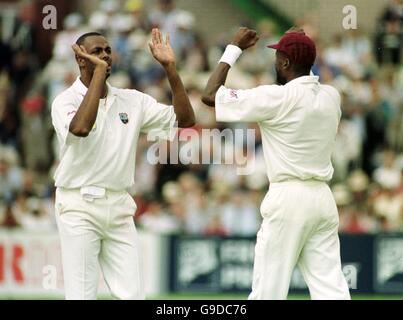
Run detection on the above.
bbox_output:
[57,186,127,199]
[269,178,328,188]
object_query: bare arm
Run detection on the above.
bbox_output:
[164,63,195,127]
[201,27,259,107]
[69,45,108,137]
[201,63,231,107]
[149,29,195,128]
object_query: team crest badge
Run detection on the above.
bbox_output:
[119,113,129,124]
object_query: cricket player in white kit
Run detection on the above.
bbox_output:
[51,29,195,300]
[202,27,351,300]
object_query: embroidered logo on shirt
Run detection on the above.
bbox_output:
[119,112,129,124]
[229,89,238,99]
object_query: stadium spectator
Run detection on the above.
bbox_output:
[375,0,403,65]
[0,145,23,202]
[148,0,196,57]
[138,194,182,234]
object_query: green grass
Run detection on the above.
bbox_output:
[149,293,403,300]
[1,293,403,300]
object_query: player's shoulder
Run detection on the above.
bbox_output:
[254,84,285,96]
[319,84,341,104]
[255,84,288,103]
[51,86,77,110]
[112,87,150,101]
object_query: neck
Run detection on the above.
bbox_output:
[79,73,108,98]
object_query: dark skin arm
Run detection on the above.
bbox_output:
[149,28,195,128]
[201,27,260,107]
[69,44,108,137]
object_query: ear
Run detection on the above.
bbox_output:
[283,57,290,69]
[75,55,85,68]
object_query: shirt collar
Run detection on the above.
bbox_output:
[286,75,319,85]
[72,76,117,97]
[286,75,320,86]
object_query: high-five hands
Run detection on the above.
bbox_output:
[231,27,260,51]
[149,28,176,68]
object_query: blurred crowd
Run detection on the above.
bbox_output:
[0,0,402,235]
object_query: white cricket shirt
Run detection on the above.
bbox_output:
[51,77,177,190]
[215,76,341,183]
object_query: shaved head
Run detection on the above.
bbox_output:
[76,32,104,46]
[74,33,112,79]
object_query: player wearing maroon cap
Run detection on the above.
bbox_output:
[202,27,351,300]
[268,30,317,85]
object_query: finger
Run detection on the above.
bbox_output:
[80,45,88,54]
[157,29,163,44]
[152,28,158,44]
[148,42,154,53]
[165,33,170,46]
[72,44,85,57]
[151,28,157,45]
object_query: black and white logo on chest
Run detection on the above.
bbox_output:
[119,112,129,124]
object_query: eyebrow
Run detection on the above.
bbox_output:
[90,45,111,52]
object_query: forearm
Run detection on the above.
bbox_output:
[202,28,259,107]
[164,63,195,128]
[201,63,231,107]
[69,67,106,137]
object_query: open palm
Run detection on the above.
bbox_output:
[149,28,176,67]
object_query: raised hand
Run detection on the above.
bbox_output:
[71,44,108,69]
[231,27,260,51]
[149,28,176,68]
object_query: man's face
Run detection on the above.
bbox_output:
[79,35,112,78]
[275,51,288,85]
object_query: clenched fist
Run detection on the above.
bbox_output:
[231,27,260,51]
[285,27,305,35]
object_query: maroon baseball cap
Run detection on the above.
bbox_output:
[267,32,316,66]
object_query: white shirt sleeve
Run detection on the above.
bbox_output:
[215,85,285,123]
[140,93,177,141]
[51,94,80,148]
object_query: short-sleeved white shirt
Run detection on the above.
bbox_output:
[51,77,177,190]
[215,76,341,183]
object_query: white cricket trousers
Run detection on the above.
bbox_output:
[55,187,144,300]
[248,180,351,300]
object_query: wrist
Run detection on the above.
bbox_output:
[219,44,243,67]
[163,62,177,72]
[231,41,242,49]
[94,64,108,72]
